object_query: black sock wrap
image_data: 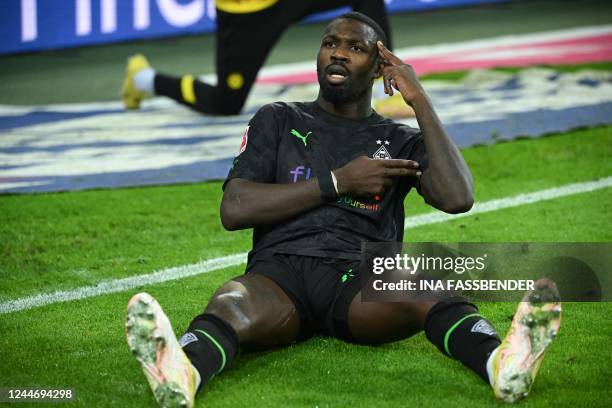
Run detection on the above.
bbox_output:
[180,313,239,390]
[424,297,501,382]
[153,73,247,115]
[154,74,182,102]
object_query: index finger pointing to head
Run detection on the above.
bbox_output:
[377,41,403,66]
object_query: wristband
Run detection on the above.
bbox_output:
[331,171,340,195]
[318,171,337,201]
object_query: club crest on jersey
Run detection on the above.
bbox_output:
[372,145,392,160]
[237,126,249,156]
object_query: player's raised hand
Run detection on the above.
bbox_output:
[333,156,421,198]
[377,41,426,106]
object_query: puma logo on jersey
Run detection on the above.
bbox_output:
[290,129,312,146]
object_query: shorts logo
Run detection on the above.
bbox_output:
[373,140,391,159]
[341,268,355,283]
[237,126,249,156]
[179,332,199,347]
[471,319,497,336]
[290,129,312,147]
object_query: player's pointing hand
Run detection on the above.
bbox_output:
[334,156,421,198]
[377,41,426,106]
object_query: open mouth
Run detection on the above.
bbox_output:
[326,64,349,85]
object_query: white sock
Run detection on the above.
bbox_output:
[486,346,500,386]
[133,68,156,93]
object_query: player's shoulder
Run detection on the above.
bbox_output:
[252,101,306,114]
[254,101,309,112]
[253,101,284,117]
[253,101,314,121]
[395,123,422,139]
[375,114,422,140]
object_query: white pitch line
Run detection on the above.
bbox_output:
[1,176,611,315]
[0,253,247,315]
[405,176,612,228]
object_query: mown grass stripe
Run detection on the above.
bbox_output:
[406,176,612,228]
[0,253,247,315]
[1,176,610,315]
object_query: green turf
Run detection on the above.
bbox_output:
[1,126,610,300]
[1,0,611,105]
[1,298,609,408]
[404,125,612,214]
[2,4,612,400]
[0,122,611,406]
[0,178,610,407]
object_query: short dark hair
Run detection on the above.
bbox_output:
[333,11,388,47]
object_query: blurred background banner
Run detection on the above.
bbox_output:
[2,67,610,193]
[0,0,508,55]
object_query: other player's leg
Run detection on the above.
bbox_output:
[125,273,301,407]
[304,0,392,49]
[122,4,287,114]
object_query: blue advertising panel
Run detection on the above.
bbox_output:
[0,0,507,55]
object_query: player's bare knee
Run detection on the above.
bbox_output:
[205,280,257,340]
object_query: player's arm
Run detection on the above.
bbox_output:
[221,178,321,230]
[221,158,419,230]
[377,42,474,214]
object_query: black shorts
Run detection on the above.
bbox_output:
[246,253,362,342]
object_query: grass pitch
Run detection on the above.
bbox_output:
[1,0,611,403]
[1,125,611,407]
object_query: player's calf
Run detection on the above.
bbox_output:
[179,311,239,391]
[424,296,501,382]
[125,292,239,407]
[423,279,561,403]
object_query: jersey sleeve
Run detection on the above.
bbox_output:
[223,104,281,190]
[397,127,429,196]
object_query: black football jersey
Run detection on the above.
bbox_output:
[224,101,429,262]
